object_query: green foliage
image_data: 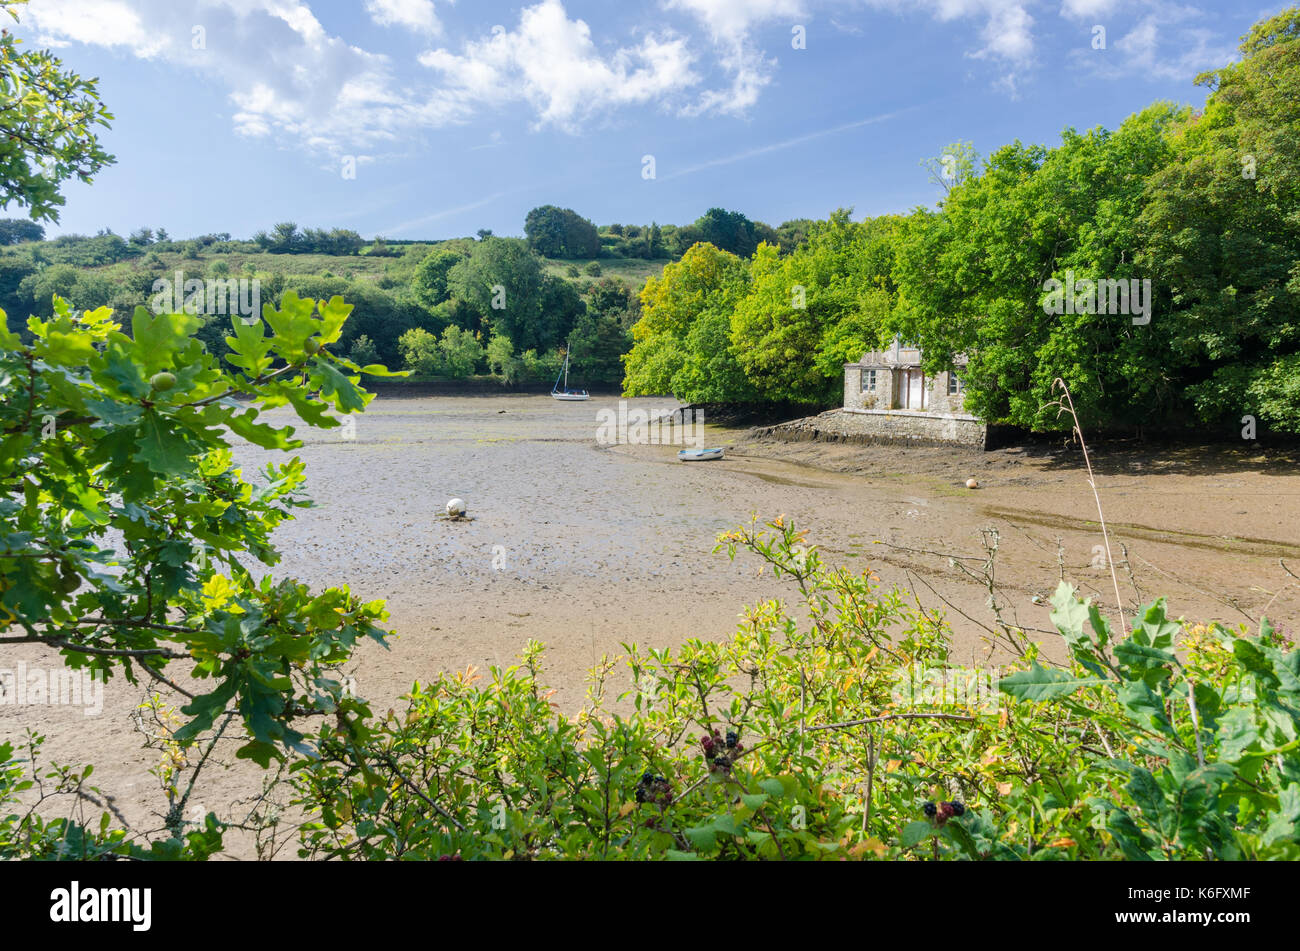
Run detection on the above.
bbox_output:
[348,333,379,368]
[624,242,755,401]
[692,207,774,258]
[891,106,1184,431]
[437,325,484,379]
[0,4,114,222]
[568,310,630,385]
[0,218,42,245]
[411,248,463,310]
[252,223,364,255]
[1138,8,1300,432]
[447,237,546,351]
[524,205,600,259]
[731,212,899,404]
[0,293,399,784]
[397,326,441,376]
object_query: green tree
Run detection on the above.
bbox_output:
[0,2,114,222]
[624,242,755,401]
[411,248,463,310]
[524,205,600,258]
[1138,8,1300,432]
[398,326,442,376]
[568,310,630,385]
[438,325,484,378]
[348,333,380,367]
[730,211,899,404]
[0,218,43,244]
[447,237,545,351]
[693,208,767,258]
[892,108,1182,431]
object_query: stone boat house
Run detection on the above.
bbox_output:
[840,339,988,448]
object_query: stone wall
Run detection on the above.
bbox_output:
[755,408,988,450]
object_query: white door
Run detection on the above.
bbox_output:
[906,370,925,409]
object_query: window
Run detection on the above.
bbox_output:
[948,373,962,396]
[862,369,877,392]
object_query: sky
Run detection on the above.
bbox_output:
[13,0,1289,241]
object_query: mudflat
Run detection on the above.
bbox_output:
[5,393,1297,855]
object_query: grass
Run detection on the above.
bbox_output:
[537,255,667,287]
[77,246,667,293]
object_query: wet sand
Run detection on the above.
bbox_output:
[5,394,1298,855]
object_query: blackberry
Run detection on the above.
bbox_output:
[725,730,739,749]
[936,801,955,822]
[922,801,937,818]
[950,801,966,817]
[713,755,731,771]
[701,735,715,752]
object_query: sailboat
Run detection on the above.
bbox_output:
[551,345,589,401]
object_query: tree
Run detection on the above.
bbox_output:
[524,205,600,258]
[411,248,463,310]
[0,218,44,244]
[438,325,484,378]
[568,310,630,385]
[0,3,114,222]
[447,237,545,351]
[693,208,766,258]
[892,109,1183,431]
[730,211,899,404]
[348,333,379,367]
[624,242,755,401]
[397,326,442,376]
[1137,8,1300,432]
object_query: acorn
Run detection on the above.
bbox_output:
[150,371,176,392]
[303,338,321,356]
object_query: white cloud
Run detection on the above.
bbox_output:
[365,0,441,36]
[1060,0,1121,18]
[663,0,805,114]
[1068,2,1237,82]
[22,0,422,153]
[419,0,699,131]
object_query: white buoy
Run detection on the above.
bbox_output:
[446,498,466,516]
[965,478,979,489]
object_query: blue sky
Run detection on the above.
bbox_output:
[15,0,1286,241]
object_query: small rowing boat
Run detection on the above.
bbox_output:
[678,447,724,462]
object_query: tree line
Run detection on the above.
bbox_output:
[625,8,1300,435]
